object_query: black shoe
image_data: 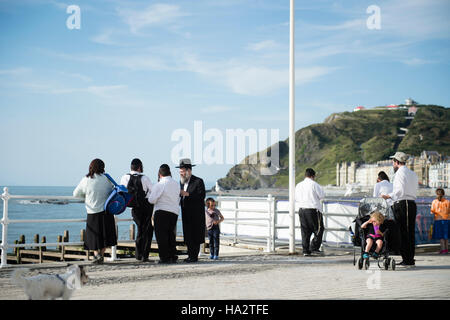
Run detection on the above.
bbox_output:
[303,251,312,257]
[311,250,323,256]
[396,261,415,267]
[170,256,178,263]
[184,257,198,263]
[158,259,171,264]
[142,257,150,262]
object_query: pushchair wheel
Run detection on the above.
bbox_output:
[384,258,389,270]
[357,257,363,270]
[391,258,396,271]
[363,258,370,270]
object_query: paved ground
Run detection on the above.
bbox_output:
[0,245,449,300]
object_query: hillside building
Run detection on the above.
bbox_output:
[336,151,446,187]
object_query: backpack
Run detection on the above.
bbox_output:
[103,173,133,215]
[126,173,148,208]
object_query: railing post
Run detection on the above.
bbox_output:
[234,200,238,244]
[1,187,10,268]
[266,194,273,253]
[271,196,277,252]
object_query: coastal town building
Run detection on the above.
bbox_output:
[429,162,450,188]
[336,150,448,188]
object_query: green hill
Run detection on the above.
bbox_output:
[217,105,450,189]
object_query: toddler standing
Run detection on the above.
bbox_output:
[205,198,224,260]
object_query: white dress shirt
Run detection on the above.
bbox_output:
[373,180,394,206]
[295,177,325,211]
[120,171,153,199]
[73,174,113,214]
[388,166,418,201]
[148,176,181,215]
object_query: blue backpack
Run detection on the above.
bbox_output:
[104,173,133,215]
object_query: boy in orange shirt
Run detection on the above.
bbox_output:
[430,188,449,254]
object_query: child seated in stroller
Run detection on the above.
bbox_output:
[361,211,386,259]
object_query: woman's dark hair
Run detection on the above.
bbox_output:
[86,158,105,178]
[377,171,390,182]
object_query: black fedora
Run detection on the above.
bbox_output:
[175,158,196,169]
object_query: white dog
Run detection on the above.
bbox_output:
[11,264,89,300]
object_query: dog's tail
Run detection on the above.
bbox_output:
[11,268,30,287]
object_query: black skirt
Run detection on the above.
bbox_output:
[84,211,117,250]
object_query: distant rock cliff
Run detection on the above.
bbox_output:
[217,105,450,189]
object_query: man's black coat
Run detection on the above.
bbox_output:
[180,175,206,245]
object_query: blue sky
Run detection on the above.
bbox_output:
[0,0,449,187]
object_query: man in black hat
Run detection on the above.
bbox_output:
[177,158,206,262]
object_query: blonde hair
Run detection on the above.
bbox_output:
[371,211,385,224]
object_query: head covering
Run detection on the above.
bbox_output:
[176,158,196,169]
[389,151,409,163]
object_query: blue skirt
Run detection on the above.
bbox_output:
[432,220,449,240]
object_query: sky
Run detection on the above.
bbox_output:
[0,0,449,187]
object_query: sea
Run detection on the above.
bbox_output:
[0,185,438,253]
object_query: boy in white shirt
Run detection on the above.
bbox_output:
[148,164,181,264]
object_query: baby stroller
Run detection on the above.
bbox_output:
[349,197,397,271]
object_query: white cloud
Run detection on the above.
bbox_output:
[182,54,338,96]
[200,105,235,114]
[247,40,279,51]
[0,67,32,75]
[117,3,189,34]
[401,58,435,66]
[51,84,127,97]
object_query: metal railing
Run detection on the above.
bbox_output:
[1,187,434,267]
[216,195,358,252]
[0,187,133,268]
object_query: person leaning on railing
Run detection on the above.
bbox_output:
[73,158,117,264]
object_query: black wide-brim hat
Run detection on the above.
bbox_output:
[175,158,196,169]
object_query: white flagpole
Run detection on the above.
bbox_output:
[289,0,296,254]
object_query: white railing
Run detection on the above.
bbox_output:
[0,187,133,268]
[2,187,434,267]
[216,195,358,252]
[217,195,276,252]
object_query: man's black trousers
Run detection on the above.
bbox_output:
[131,204,154,260]
[393,200,417,265]
[298,208,324,254]
[154,210,178,262]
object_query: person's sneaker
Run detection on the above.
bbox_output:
[209,254,214,259]
[362,252,370,259]
[303,252,312,257]
[372,252,379,259]
[213,255,219,260]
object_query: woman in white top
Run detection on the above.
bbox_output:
[373,171,393,207]
[73,159,116,264]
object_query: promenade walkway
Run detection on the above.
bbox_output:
[0,245,449,300]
